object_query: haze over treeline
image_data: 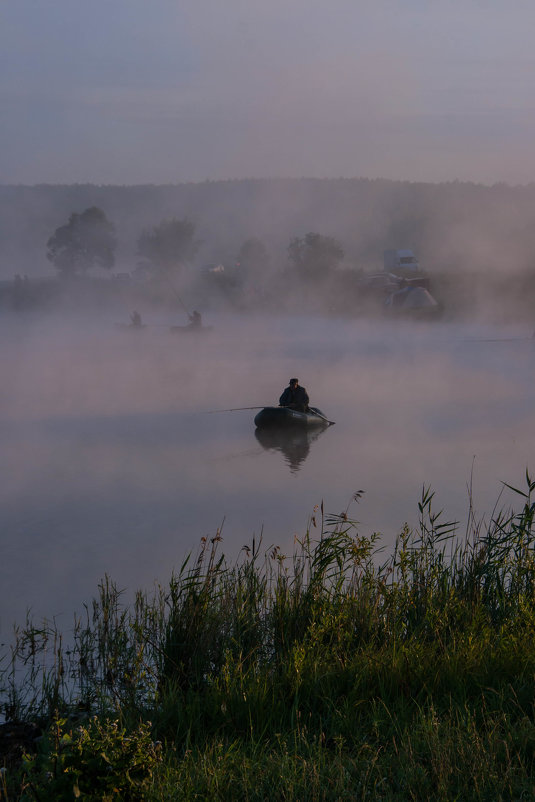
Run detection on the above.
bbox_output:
[3,178,535,280]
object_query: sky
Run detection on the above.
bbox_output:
[2,0,535,186]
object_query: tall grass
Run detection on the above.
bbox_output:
[3,476,535,798]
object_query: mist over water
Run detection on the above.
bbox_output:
[2,310,535,631]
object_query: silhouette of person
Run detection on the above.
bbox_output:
[188,310,202,329]
[130,310,143,328]
[279,378,309,413]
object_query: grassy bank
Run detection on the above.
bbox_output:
[3,479,535,799]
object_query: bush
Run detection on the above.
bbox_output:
[22,715,161,800]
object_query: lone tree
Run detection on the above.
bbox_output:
[137,218,199,276]
[287,232,344,279]
[46,206,117,277]
[236,237,270,274]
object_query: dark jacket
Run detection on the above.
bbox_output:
[279,384,309,411]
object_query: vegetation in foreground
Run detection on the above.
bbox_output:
[3,478,535,799]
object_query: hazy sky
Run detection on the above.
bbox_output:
[2,0,535,186]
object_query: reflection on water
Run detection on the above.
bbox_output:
[254,425,330,473]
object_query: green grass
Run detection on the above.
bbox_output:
[4,477,535,799]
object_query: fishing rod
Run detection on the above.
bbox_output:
[463,337,532,343]
[161,266,193,318]
[207,406,267,413]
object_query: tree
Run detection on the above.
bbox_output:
[137,218,199,276]
[287,232,344,279]
[46,207,116,277]
[236,237,270,275]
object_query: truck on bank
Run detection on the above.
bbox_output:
[383,249,420,274]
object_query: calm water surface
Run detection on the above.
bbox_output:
[2,312,535,630]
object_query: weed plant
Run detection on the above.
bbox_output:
[3,477,535,798]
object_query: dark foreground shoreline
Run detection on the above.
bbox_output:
[3,480,535,800]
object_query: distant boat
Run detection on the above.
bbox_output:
[170,324,214,334]
[115,322,147,331]
[254,406,331,429]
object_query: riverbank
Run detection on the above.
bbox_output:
[3,480,535,800]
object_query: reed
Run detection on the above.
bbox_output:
[3,476,535,799]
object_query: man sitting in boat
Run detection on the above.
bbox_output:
[279,378,310,413]
[130,310,143,328]
[188,310,202,329]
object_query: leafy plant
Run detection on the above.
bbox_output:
[22,715,161,800]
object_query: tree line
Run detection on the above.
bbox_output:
[45,206,346,282]
[18,180,535,321]
[5,178,535,284]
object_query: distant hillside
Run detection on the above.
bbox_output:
[2,178,535,279]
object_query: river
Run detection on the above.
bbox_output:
[1,311,534,631]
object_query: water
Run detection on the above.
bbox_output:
[2,311,535,632]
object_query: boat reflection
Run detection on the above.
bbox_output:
[254,424,329,473]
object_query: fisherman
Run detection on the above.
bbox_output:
[279,378,310,413]
[130,310,143,328]
[188,310,202,329]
